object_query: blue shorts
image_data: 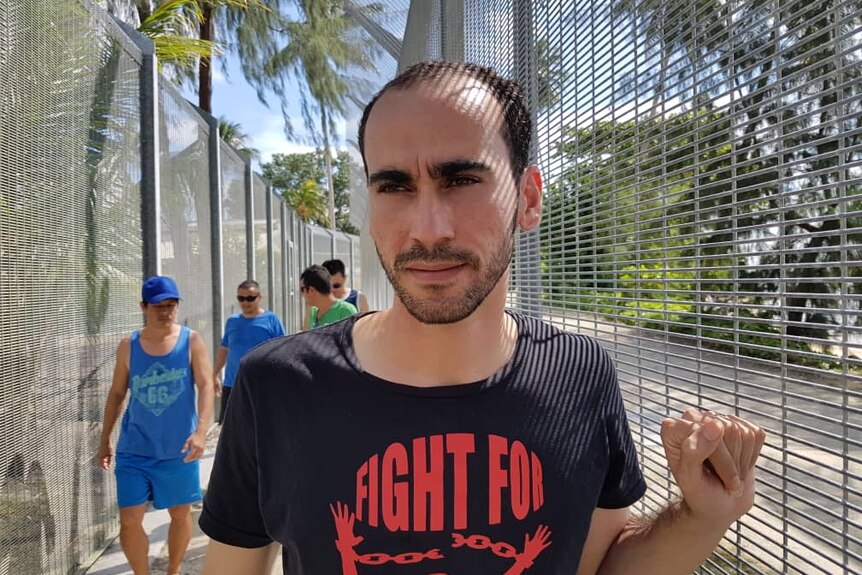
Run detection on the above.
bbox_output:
[115,453,202,510]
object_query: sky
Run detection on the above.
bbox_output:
[180,52,347,169]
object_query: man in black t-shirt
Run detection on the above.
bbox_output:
[200,62,766,575]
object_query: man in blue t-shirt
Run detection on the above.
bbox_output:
[214,280,285,423]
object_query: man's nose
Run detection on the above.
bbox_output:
[408,188,455,248]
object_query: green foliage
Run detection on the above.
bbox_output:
[262,149,359,233]
[217,116,259,159]
[224,0,378,145]
[543,0,862,374]
[138,0,220,69]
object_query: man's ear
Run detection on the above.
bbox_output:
[517,165,543,232]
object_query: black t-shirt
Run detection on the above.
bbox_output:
[200,311,646,574]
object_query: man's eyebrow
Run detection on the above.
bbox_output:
[429,160,491,179]
[368,169,413,186]
[368,160,491,186]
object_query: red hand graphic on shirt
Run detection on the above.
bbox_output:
[330,502,364,575]
[332,500,552,574]
[504,525,553,575]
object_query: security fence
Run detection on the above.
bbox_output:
[0,1,359,573]
[343,1,862,574]
[3,0,861,573]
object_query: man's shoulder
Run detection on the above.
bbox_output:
[240,320,349,373]
[512,312,613,366]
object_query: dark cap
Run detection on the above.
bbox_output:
[142,275,181,304]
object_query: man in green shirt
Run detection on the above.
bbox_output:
[300,264,359,330]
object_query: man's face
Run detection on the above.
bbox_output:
[300,283,314,305]
[330,272,347,298]
[237,287,260,314]
[364,79,530,324]
[142,299,178,327]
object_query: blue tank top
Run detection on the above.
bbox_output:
[117,326,197,460]
[345,288,359,308]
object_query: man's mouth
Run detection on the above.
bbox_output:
[405,263,467,282]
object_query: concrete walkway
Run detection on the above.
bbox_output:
[85,426,281,575]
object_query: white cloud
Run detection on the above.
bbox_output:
[212,68,227,85]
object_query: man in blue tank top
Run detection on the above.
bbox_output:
[98,275,214,575]
[213,279,285,423]
[322,259,370,312]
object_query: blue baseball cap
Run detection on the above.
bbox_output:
[141,275,181,304]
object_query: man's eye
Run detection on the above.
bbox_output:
[377,184,409,194]
[447,176,479,187]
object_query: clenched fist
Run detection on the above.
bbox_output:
[661,408,766,528]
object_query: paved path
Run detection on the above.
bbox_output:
[84,426,281,575]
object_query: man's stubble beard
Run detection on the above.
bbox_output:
[377,212,519,325]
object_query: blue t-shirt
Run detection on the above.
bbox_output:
[117,326,197,460]
[220,310,285,388]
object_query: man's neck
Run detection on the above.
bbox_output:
[315,296,338,318]
[352,283,517,387]
[141,323,178,340]
[242,307,264,318]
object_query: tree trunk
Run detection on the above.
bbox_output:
[135,0,151,25]
[322,108,336,230]
[199,3,214,113]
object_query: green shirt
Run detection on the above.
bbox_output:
[308,299,358,329]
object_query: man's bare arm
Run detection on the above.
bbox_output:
[97,338,131,469]
[182,331,215,462]
[578,410,766,575]
[213,346,228,396]
[201,540,278,575]
[191,330,215,433]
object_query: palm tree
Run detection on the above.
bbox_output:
[284,180,329,225]
[109,0,264,100]
[217,116,259,159]
[226,0,378,229]
[198,0,267,112]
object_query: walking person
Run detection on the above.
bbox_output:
[213,280,285,424]
[199,62,765,574]
[98,275,214,575]
[321,259,370,312]
[300,264,358,330]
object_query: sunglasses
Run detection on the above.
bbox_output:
[300,286,310,293]
[332,283,343,289]
[237,294,259,302]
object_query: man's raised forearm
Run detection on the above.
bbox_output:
[597,500,730,575]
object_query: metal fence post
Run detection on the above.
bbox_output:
[280,201,289,324]
[203,111,223,355]
[440,0,464,62]
[266,185,275,305]
[117,20,160,278]
[245,161,255,281]
[513,0,542,319]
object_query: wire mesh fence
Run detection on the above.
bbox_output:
[0,1,360,573]
[3,0,861,573]
[338,0,861,573]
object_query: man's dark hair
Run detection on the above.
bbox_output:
[358,61,532,182]
[321,259,346,277]
[300,265,332,295]
[238,279,260,291]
